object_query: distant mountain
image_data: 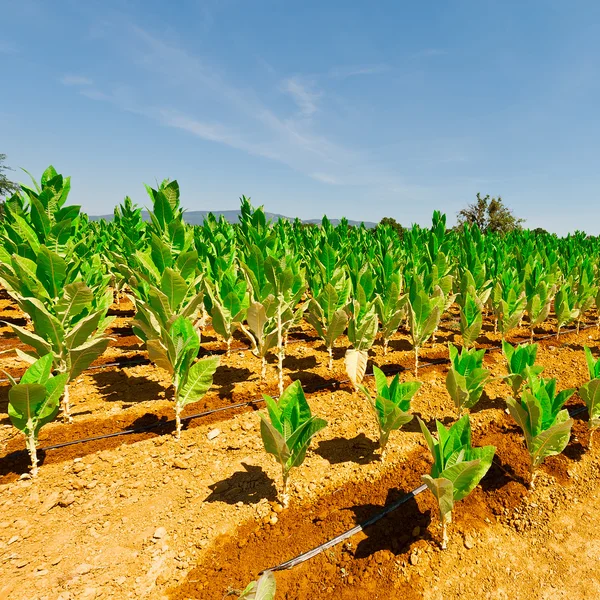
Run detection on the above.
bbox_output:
[89,209,378,229]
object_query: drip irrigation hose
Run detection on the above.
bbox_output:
[266,484,428,572]
[261,401,591,574]
[1,321,595,455]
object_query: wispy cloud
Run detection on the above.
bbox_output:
[0,40,18,54]
[412,48,447,58]
[328,64,390,79]
[310,172,342,185]
[280,77,320,117]
[60,75,94,86]
[66,23,461,193]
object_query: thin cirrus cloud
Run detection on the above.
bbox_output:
[61,24,459,192]
[60,75,94,87]
[279,77,321,117]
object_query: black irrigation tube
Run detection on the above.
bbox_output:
[266,483,429,572]
[263,401,591,573]
[3,321,597,455]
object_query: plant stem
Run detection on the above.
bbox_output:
[261,356,267,380]
[277,299,284,396]
[556,324,561,340]
[174,381,182,439]
[26,433,38,477]
[226,337,231,357]
[62,384,72,424]
[174,403,182,440]
[529,465,537,490]
[281,471,290,508]
[414,346,419,377]
[327,346,333,370]
[441,512,451,550]
[383,339,388,356]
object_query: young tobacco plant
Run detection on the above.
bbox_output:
[419,416,495,549]
[305,244,351,369]
[242,253,305,393]
[525,278,556,342]
[491,269,527,338]
[238,571,276,600]
[358,367,420,456]
[6,354,68,476]
[374,254,406,355]
[506,374,574,487]
[458,291,483,348]
[345,272,379,389]
[580,347,600,447]
[445,344,490,417]
[502,341,543,396]
[554,283,579,339]
[405,277,444,375]
[134,315,219,439]
[204,263,249,356]
[259,380,327,507]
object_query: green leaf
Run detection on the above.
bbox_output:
[20,354,54,385]
[36,246,67,299]
[8,322,52,357]
[177,355,220,407]
[69,338,110,380]
[422,475,454,522]
[259,414,291,467]
[8,383,48,433]
[161,268,188,311]
[238,571,277,600]
[147,339,175,373]
[531,414,573,468]
[55,282,94,323]
[580,379,600,427]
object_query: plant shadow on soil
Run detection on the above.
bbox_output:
[91,370,167,404]
[315,433,379,465]
[204,462,278,504]
[348,489,433,558]
[214,366,255,397]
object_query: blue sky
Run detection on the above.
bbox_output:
[2,0,600,233]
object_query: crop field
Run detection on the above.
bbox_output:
[1,167,600,600]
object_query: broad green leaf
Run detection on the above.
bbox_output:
[177,356,220,407]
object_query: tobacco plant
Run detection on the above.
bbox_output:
[6,354,68,476]
[238,571,276,600]
[502,341,543,396]
[358,367,420,456]
[445,344,490,416]
[405,277,444,375]
[305,244,351,369]
[458,290,483,348]
[491,269,526,338]
[204,263,249,355]
[259,380,327,507]
[525,274,556,342]
[0,254,114,422]
[579,347,600,446]
[133,315,219,438]
[506,374,574,487]
[345,272,379,389]
[242,253,305,392]
[374,253,406,355]
[419,415,495,549]
[554,283,579,339]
